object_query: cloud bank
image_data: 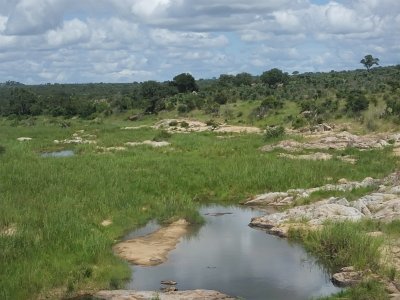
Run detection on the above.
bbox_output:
[0,0,399,83]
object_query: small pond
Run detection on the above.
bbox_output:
[126,205,341,300]
[41,150,75,158]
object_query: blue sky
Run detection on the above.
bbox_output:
[0,0,399,84]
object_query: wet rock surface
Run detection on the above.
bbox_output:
[94,290,236,300]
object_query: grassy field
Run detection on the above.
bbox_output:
[0,116,398,299]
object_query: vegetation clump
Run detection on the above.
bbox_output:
[264,125,285,140]
[153,130,172,142]
[289,221,383,271]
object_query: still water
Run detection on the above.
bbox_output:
[126,205,340,300]
[41,150,74,157]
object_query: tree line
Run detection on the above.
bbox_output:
[0,62,399,126]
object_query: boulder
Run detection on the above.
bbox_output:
[332,267,363,287]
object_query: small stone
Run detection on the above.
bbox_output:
[17,137,32,142]
[386,282,400,294]
[338,178,348,184]
[101,220,112,227]
[160,286,178,292]
[161,280,177,285]
[366,231,384,237]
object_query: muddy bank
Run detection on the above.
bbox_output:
[113,219,189,266]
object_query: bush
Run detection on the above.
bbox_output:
[205,119,220,129]
[153,130,172,141]
[0,145,5,155]
[169,120,178,127]
[292,116,307,129]
[177,104,189,114]
[180,121,189,128]
[346,91,369,114]
[264,125,285,140]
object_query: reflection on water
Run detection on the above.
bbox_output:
[126,205,341,300]
[41,150,74,157]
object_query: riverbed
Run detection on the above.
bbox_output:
[125,205,340,300]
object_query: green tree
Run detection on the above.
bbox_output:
[8,88,39,115]
[360,55,379,71]
[260,68,289,88]
[172,73,198,93]
[345,90,369,113]
[234,72,253,86]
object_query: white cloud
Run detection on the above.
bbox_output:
[5,0,66,35]
[46,18,90,47]
[150,29,228,48]
[0,0,399,83]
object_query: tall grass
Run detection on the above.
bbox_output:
[0,118,397,299]
[289,222,384,272]
[317,280,389,300]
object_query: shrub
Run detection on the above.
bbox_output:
[0,145,5,155]
[153,130,172,141]
[264,125,285,140]
[169,120,178,127]
[180,121,189,128]
[177,104,189,114]
[205,119,219,129]
[346,91,369,114]
[292,116,307,129]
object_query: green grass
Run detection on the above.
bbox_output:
[0,117,397,299]
[318,280,389,300]
[289,221,384,272]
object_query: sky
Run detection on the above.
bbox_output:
[0,0,399,84]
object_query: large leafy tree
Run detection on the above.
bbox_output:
[260,68,289,88]
[172,73,198,93]
[360,55,379,71]
[234,72,253,86]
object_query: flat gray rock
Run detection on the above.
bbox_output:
[94,290,236,300]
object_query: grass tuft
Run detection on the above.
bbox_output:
[289,221,384,272]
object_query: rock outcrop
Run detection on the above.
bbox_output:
[125,140,170,148]
[94,289,236,300]
[261,131,396,152]
[245,176,379,207]
[113,219,189,266]
[54,130,97,145]
[153,119,261,134]
[248,173,400,237]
